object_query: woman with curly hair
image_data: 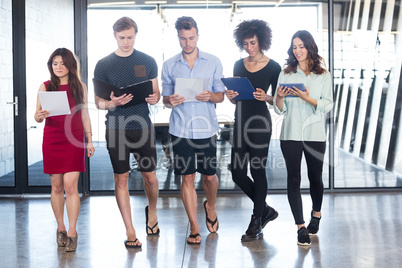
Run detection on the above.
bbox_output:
[34,48,95,252]
[225,19,281,242]
[273,30,333,246]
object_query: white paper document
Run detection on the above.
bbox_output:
[39,91,71,117]
[174,78,209,102]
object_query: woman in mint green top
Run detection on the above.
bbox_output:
[273,30,333,246]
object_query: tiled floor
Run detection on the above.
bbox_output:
[1,191,401,267]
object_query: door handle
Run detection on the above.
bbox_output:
[6,96,18,116]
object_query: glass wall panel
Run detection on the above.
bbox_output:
[0,0,14,187]
[333,0,402,188]
[87,2,332,191]
[26,0,75,186]
[226,3,329,190]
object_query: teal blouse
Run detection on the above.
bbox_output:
[273,66,333,142]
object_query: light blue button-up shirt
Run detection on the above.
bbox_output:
[273,66,333,142]
[161,49,225,139]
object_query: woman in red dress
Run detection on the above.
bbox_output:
[34,48,95,252]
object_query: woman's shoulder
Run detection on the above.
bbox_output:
[80,81,87,90]
[233,58,245,70]
[41,80,51,90]
[268,58,281,68]
[234,58,244,66]
[312,69,331,78]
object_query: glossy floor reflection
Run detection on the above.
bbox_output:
[87,139,402,192]
[1,192,401,267]
[3,139,401,191]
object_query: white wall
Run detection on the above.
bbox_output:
[0,0,13,178]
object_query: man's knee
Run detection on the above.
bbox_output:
[114,173,129,188]
[202,174,217,184]
[142,172,158,186]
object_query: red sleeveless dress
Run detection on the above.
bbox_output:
[42,81,85,174]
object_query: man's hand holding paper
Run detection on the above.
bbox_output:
[195,90,212,102]
[169,94,185,107]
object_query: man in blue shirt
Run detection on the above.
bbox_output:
[162,16,225,245]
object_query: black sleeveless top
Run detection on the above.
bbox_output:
[233,58,281,125]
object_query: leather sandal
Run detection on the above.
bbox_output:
[56,230,67,247]
[66,233,78,252]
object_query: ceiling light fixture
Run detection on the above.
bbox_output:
[88,1,136,7]
[232,1,276,4]
[177,1,223,4]
[144,1,167,4]
[275,0,285,7]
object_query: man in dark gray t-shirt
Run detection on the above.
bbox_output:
[94,16,161,249]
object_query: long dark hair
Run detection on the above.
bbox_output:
[283,30,326,75]
[46,48,84,105]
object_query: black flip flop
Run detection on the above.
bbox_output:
[187,233,201,245]
[145,205,160,235]
[124,239,141,249]
[203,200,219,233]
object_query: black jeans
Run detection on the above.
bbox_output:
[231,118,271,218]
[280,140,326,225]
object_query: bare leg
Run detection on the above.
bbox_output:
[50,174,66,232]
[313,211,321,217]
[114,172,141,247]
[297,224,306,230]
[202,174,219,232]
[142,171,159,232]
[181,173,200,244]
[63,172,80,238]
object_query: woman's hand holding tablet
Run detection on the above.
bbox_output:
[279,83,306,97]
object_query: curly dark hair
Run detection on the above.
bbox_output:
[283,30,326,75]
[175,16,198,34]
[233,19,272,51]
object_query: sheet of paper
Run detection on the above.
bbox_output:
[175,78,209,102]
[39,91,71,117]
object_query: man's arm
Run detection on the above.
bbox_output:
[195,91,224,103]
[210,91,224,103]
[145,77,160,105]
